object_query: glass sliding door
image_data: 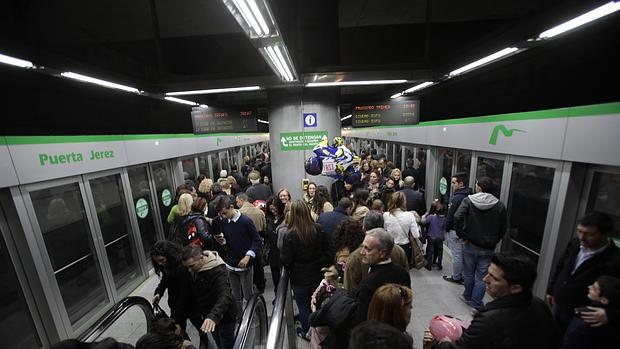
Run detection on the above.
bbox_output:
[86,173,140,292]
[181,157,197,183]
[27,181,110,327]
[437,149,454,204]
[0,231,42,348]
[502,162,556,263]
[127,166,162,261]
[150,161,176,239]
[475,155,505,199]
[584,170,620,246]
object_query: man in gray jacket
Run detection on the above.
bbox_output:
[454,176,506,310]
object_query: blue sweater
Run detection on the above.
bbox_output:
[220,212,262,269]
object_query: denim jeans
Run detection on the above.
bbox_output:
[292,283,317,334]
[426,237,444,266]
[447,230,463,280]
[462,242,494,309]
[228,268,254,317]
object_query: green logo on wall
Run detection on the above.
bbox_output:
[489,125,527,145]
[135,198,149,219]
[439,177,448,195]
[161,189,172,207]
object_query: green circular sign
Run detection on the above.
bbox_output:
[161,189,172,207]
[439,177,448,195]
[135,198,149,219]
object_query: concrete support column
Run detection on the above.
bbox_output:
[268,88,340,200]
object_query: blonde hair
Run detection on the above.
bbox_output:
[177,193,194,216]
[388,191,406,214]
[198,178,213,194]
[368,284,413,332]
[248,170,261,181]
[390,168,402,178]
[226,176,237,185]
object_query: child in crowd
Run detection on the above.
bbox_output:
[421,200,446,271]
[561,275,619,349]
[371,199,384,214]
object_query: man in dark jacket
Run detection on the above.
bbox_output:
[546,212,620,334]
[400,176,426,215]
[245,170,272,202]
[431,252,560,349]
[316,197,353,246]
[454,176,506,310]
[402,158,421,190]
[182,245,236,349]
[444,172,473,285]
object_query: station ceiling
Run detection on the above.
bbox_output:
[1,0,618,125]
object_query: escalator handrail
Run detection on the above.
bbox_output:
[266,268,293,349]
[78,296,154,343]
[232,293,268,349]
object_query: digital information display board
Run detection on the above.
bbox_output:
[352,99,419,127]
[191,107,258,134]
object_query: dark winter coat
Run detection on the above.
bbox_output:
[316,207,349,245]
[445,187,473,231]
[434,291,560,349]
[547,238,620,318]
[181,212,210,246]
[192,252,237,324]
[454,193,506,249]
[154,263,198,318]
[280,223,333,287]
[245,183,272,202]
[400,187,426,215]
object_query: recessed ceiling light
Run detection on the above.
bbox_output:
[166,86,261,96]
[307,80,407,87]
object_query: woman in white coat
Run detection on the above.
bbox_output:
[383,191,420,268]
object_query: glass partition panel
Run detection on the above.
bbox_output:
[586,172,620,246]
[220,151,230,173]
[394,144,402,168]
[89,174,140,291]
[30,183,109,325]
[502,163,555,263]
[197,154,210,179]
[455,150,472,179]
[475,156,504,198]
[211,153,221,180]
[438,149,454,204]
[150,162,175,238]
[0,235,42,348]
[181,158,197,183]
[416,147,427,191]
[127,166,159,261]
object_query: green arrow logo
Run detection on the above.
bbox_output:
[281,137,288,147]
[489,124,526,145]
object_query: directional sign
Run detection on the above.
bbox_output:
[280,130,328,151]
[303,113,317,127]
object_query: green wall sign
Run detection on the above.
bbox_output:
[439,177,448,195]
[488,124,527,145]
[279,131,328,151]
[135,198,149,219]
[161,189,172,207]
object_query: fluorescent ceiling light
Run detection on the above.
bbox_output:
[164,96,198,106]
[166,86,261,96]
[262,45,295,81]
[229,0,272,37]
[307,80,407,87]
[247,0,270,36]
[403,81,435,94]
[61,72,140,93]
[199,104,209,108]
[0,53,34,68]
[390,92,403,99]
[257,119,269,124]
[341,114,352,121]
[449,47,518,77]
[539,2,620,39]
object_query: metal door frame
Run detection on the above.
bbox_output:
[82,168,148,298]
[18,175,115,337]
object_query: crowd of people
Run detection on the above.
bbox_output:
[51,150,619,349]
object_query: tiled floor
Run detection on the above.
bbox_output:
[108,248,489,348]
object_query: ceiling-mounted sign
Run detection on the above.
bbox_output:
[303,113,317,127]
[352,99,419,128]
[191,106,258,134]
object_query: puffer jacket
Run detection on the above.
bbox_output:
[454,192,506,249]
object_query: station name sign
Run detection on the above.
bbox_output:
[352,99,419,127]
[191,106,258,134]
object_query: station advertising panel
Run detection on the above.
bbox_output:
[191,106,258,134]
[352,99,420,127]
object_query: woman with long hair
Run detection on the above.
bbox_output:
[368,284,414,333]
[390,168,404,190]
[383,191,420,267]
[274,188,291,218]
[150,240,205,348]
[264,197,284,290]
[367,169,384,201]
[180,197,211,247]
[350,189,370,223]
[303,182,317,208]
[332,218,365,281]
[381,177,398,211]
[310,185,334,221]
[280,200,332,341]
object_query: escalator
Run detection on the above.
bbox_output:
[76,268,295,348]
[77,294,269,348]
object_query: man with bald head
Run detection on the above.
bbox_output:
[401,175,426,215]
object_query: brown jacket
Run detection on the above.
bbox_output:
[239,202,266,232]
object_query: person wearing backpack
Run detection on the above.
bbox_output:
[181,197,213,248]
